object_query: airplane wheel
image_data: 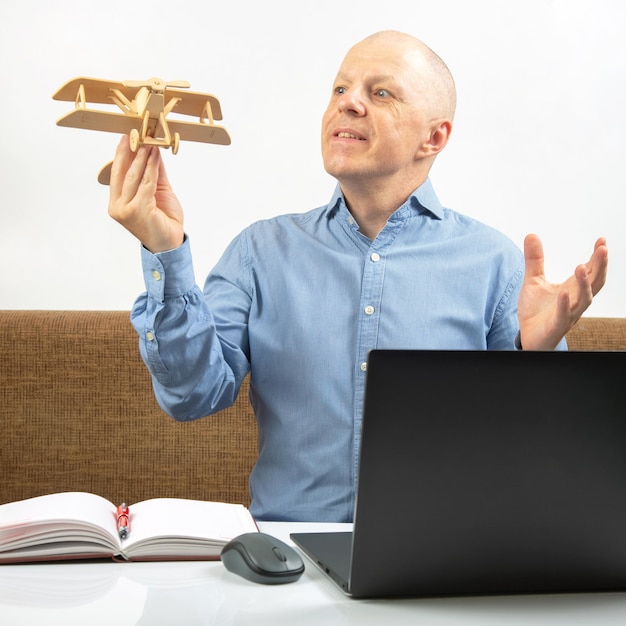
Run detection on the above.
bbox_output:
[129,129,140,152]
[172,132,180,155]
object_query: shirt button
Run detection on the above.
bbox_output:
[370,252,380,262]
[360,362,368,372]
[364,305,375,315]
[152,270,162,281]
[146,331,155,341]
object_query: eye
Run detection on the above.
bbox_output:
[334,86,347,95]
[375,88,391,98]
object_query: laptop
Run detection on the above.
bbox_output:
[291,349,626,598]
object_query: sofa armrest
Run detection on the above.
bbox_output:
[565,317,626,351]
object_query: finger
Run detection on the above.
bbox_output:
[556,288,572,324]
[586,237,608,296]
[594,236,607,252]
[523,233,545,280]
[109,135,134,202]
[572,264,594,313]
[120,144,158,204]
[140,146,161,194]
[156,148,172,189]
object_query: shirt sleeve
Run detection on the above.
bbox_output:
[130,236,251,421]
[485,253,567,351]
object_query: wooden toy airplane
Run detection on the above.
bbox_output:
[53,76,231,184]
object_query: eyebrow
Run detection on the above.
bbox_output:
[335,72,397,85]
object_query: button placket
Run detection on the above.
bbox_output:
[353,245,388,482]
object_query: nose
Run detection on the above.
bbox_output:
[336,87,366,116]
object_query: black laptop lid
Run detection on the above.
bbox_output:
[348,350,626,598]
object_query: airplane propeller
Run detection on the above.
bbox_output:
[122,78,191,91]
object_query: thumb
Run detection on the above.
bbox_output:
[523,233,545,280]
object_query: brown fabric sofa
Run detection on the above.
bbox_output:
[1,310,256,507]
[1,311,625,508]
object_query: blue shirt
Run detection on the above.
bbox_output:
[132,178,534,522]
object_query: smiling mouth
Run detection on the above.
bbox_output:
[336,132,365,140]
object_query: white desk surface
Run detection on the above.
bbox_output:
[1,521,626,625]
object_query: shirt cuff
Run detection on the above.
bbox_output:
[140,235,196,302]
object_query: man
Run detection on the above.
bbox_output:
[108,31,608,522]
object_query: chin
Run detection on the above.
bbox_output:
[323,155,354,180]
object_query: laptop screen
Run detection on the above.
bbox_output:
[340,350,626,597]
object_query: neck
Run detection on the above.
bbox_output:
[340,175,426,240]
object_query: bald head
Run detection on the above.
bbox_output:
[322,30,456,212]
[350,30,457,121]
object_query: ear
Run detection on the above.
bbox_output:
[416,119,452,159]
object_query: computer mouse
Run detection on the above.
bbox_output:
[220,532,305,585]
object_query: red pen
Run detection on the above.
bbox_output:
[116,503,130,540]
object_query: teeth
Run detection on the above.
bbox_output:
[338,132,360,139]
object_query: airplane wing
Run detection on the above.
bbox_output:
[166,89,225,120]
[166,119,231,145]
[52,77,139,105]
[54,78,227,120]
[56,109,140,134]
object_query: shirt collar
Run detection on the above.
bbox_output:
[326,177,444,221]
[408,177,444,219]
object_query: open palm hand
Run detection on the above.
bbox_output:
[517,234,608,350]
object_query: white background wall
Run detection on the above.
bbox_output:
[1,0,624,316]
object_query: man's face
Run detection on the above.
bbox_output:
[321,39,436,187]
